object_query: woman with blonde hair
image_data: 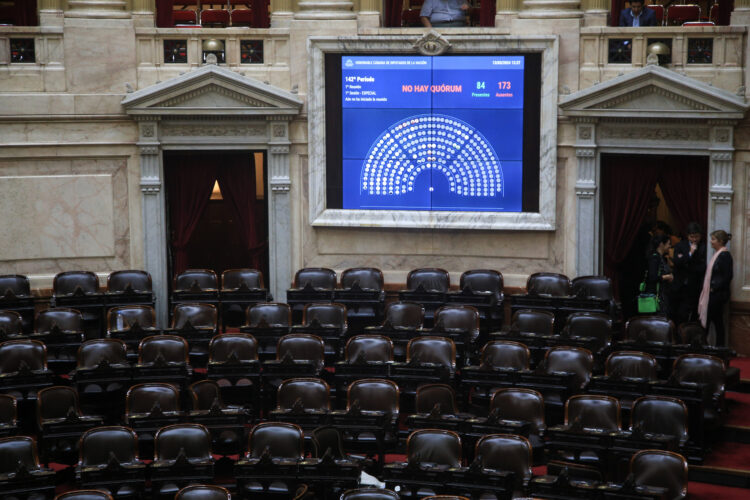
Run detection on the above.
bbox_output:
[698,230,733,346]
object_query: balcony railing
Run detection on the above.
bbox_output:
[135,27,290,89]
[0,26,64,93]
[580,26,746,94]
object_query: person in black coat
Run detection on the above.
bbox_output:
[645,233,673,314]
[699,230,733,346]
[671,222,707,324]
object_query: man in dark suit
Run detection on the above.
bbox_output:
[619,0,658,26]
[671,222,706,324]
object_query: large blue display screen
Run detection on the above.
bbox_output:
[341,55,525,212]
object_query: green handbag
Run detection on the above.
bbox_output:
[637,279,660,314]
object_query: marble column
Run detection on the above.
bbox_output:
[39,0,64,26]
[358,0,381,28]
[734,0,750,98]
[708,122,735,243]
[732,0,750,25]
[267,118,294,303]
[131,0,155,27]
[294,0,356,20]
[519,0,583,18]
[271,0,295,27]
[582,0,608,25]
[496,0,519,27]
[65,0,131,18]
[132,0,154,10]
[0,37,8,65]
[707,122,736,347]
[574,120,599,276]
[137,118,169,328]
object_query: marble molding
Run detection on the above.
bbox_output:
[307,34,559,231]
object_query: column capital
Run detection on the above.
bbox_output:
[710,190,733,202]
[270,181,292,193]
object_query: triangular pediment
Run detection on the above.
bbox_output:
[122,64,302,117]
[560,65,747,120]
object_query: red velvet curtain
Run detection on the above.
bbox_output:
[480,0,495,26]
[10,0,37,26]
[156,0,174,27]
[602,156,661,290]
[216,154,265,270]
[611,0,625,26]
[385,0,404,27]
[252,0,270,28]
[166,155,218,275]
[718,0,734,26]
[658,157,709,237]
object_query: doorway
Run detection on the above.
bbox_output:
[164,150,269,287]
[600,154,709,319]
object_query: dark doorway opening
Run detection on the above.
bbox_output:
[164,150,269,288]
[600,154,709,319]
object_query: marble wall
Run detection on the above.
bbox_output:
[0,173,115,260]
[0,155,135,283]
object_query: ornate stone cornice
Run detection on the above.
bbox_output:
[599,126,710,142]
[269,145,290,154]
[161,123,267,137]
[708,119,738,126]
[160,84,266,108]
[266,115,294,122]
[413,31,452,56]
[560,65,749,121]
[599,86,712,111]
[576,148,596,157]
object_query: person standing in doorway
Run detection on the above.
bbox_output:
[671,222,707,324]
[645,233,674,314]
[699,230,733,346]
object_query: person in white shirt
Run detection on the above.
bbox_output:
[420,0,469,28]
